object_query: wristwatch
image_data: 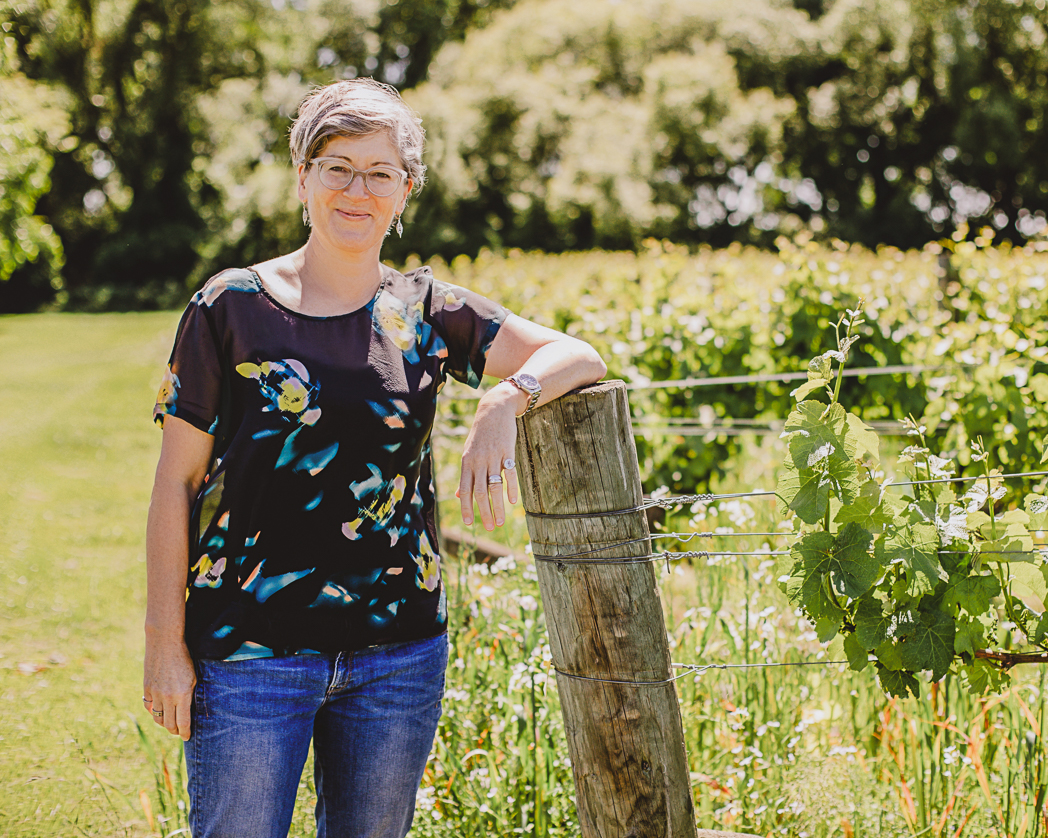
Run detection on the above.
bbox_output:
[501,372,542,415]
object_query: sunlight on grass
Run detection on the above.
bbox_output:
[2,310,1047,837]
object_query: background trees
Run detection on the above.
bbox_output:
[2,0,1047,311]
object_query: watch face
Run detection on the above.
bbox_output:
[515,373,540,392]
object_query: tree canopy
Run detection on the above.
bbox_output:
[2,0,1047,310]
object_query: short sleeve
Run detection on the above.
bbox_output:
[429,278,510,389]
[153,301,223,434]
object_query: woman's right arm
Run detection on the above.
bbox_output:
[144,417,214,741]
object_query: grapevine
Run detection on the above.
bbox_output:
[776,302,1048,697]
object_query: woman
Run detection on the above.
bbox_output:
[143,78,605,837]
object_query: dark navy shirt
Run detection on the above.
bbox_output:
[153,265,507,660]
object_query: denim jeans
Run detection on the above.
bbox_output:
[184,633,448,838]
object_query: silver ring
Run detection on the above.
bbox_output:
[488,474,503,485]
[503,458,515,470]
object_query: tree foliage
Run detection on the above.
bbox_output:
[0,0,515,310]
[4,0,1048,308]
[406,0,1048,259]
[0,35,65,292]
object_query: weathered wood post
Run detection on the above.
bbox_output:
[515,380,698,838]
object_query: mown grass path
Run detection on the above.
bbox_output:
[0,312,180,837]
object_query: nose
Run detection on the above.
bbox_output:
[342,171,369,197]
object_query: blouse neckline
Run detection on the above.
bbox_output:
[247,266,389,321]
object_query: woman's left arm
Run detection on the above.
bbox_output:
[458,313,607,529]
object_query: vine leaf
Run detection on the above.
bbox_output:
[1025,494,1048,531]
[785,532,843,621]
[830,522,878,597]
[791,379,831,402]
[959,659,1009,695]
[785,524,878,623]
[854,595,892,650]
[953,613,994,657]
[778,402,860,522]
[978,532,1034,562]
[784,402,848,471]
[843,412,879,465]
[876,663,920,699]
[898,610,955,681]
[877,522,944,599]
[777,465,832,524]
[875,638,904,671]
[942,574,1001,615]
[844,633,869,671]
[935,504,969,545]
[1034,612,1048,645]
[836,480,901,531]
[808,353,833,381]
[791,354,834,401]
[1009,563,1048,610]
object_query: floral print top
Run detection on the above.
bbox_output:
[153,265,507,661]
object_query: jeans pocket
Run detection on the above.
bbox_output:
[193,662,210,721]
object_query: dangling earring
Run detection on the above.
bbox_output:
[395,214,404,238]
[302,204,311,227]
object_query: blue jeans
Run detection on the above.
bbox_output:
[184,633,448,838]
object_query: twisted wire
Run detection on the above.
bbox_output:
[553,659,849,687]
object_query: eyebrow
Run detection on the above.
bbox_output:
[320,154,402,169]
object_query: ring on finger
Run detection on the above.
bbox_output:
[503,458,515,470]
[151,709,164,718]
[487,474,504,485]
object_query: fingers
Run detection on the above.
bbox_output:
[472,475,495,531]
[458,398,519,529]
[458,473,475,526]
[504,461,519,506]
[144,689,193,739]
[175,700,192,741]
[487,476,507,529]
[143,640,196,739]
[459,460,518,530]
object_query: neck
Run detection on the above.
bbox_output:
[294,237,385,312]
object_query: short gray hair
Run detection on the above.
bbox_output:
[289,78,426,193]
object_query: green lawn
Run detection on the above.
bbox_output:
[3,310,1047,838]
[0,312,182,837]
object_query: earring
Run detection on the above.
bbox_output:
[395,214,404,238]
[302,205,311,227]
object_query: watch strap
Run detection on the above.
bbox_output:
[502,374,541,415]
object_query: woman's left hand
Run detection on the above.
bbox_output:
[457,383,522,530]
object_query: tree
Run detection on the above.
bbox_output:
[401,0,1048,258]
[400,0,803,260]
[0,33,65,309]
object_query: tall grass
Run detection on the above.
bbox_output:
[4,239,1048,835]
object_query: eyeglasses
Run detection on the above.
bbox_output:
[308,157,408,197]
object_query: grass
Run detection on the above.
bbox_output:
[2,309,1047,837]
[0,312,179,836]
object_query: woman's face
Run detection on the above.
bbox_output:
[297,132,412,260]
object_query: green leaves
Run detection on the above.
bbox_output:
[777,402,863,524]
[876,521,944,600]
[854,595,892,650]
[897,610,956,682]
[785,524,878,626]
[942,574,1001,615]
[790,353,834,402]
[776,308,1048,699]
[1026,494,1048,531]
[875,664,920,699]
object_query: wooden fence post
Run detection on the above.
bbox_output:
[515,380,698,838]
